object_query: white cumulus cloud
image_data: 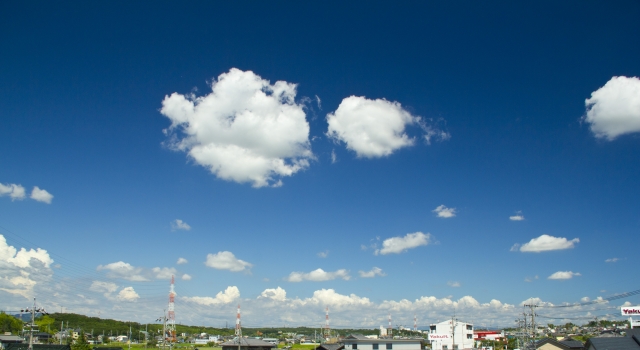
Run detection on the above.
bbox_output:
[151,267,177,280]
[182,286,240,305]
[30,186,53,204]
[326,96,418,158]
[584,76,640,140]
[97,262,177,281]
[0,234,54,298]
[90,281,118,294]
[161,68,313,188]
[286,268,351,282]
[0,183,26,201]
[358,267,386,278]
[117,287,140,301]
[512,234,579,253]
[375,232,431,255]
[177,257,188,265]
[433,205,456,218]
[181,274,192,281]
[548,271,581,280]
[259,287,287,301]
[97,261,149,281]
[205,251,252,272]
[171,219,191,231]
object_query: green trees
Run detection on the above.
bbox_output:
[0,312,22,334]
[36,315,57,334]
[72,331,92,350]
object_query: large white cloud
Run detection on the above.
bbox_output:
[30,186,53,204]
[375,232,432,255]
[0,234,54,298]
[182,286,240,305]
[511,234,579,253]
[0,183,26,201]
[584,76,640,140]
[161,68,313,188]
[286,268,350,282]
[326,96,418,158]
[205,251,252,272]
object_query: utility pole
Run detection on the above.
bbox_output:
[157,311,168,350]
[522,304,538,350]
[21,298,48,350]
[451,316,457,350]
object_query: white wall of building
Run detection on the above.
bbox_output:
[343,339,421,350]
[428,320,474,350]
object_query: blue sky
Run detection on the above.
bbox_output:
[1,1,640,329]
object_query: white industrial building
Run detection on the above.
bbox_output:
[343,334,422,350]
[428,320,474,350]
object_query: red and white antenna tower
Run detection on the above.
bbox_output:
[167,275,176,343]
[235,304,242,337]
[323,307,330,338]
[387,313,393,336]
[414,314,417,332]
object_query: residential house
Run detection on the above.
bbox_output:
[342,334,423,350]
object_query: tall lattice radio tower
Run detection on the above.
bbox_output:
[323,307,331,339]
[235,304,242,338]
[167,275,176,343]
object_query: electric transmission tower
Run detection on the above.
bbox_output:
[324,307,331,339]
[167,276,176,344]
[235,304,242,350]
[520,304,538,350]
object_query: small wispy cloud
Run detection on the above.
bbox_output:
[0,183,26,201]
[510,211,525,221]
[447,281,461,287]
[375,232,431,255]
[433,205,456,218]
[286,268,350,282]
[177,258,188,265]
[605,258,619,263]
[205,251,252,272]
[317,251,329,258]
[524,275,539,283]
[359,267,386,278]
[511,234,579,253]
[548,271,581,280]
[171,219,191,231]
